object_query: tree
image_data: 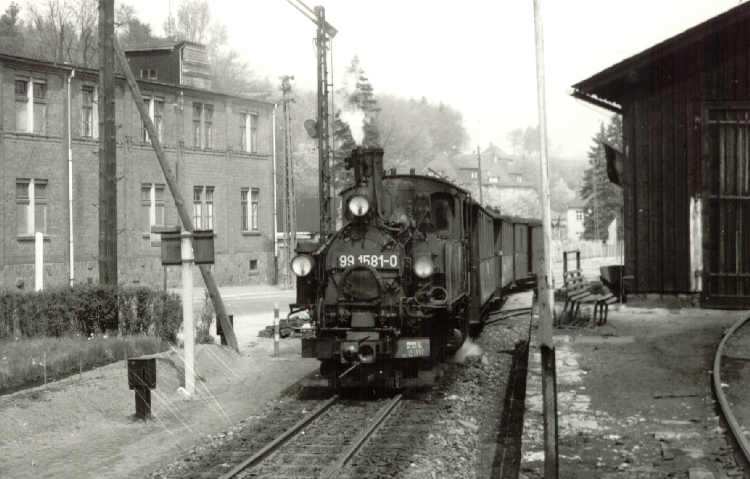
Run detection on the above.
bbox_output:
[579,115,624,241]
[332,56,381,190]
[0,2,24,54]
[117,4,159,48]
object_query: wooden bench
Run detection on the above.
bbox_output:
[558,250,618,326]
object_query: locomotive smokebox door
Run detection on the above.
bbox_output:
[193,230,215,265]
[127,358,156,389]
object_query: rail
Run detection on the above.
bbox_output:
[218,393,403,479]
[712,316,750,465]
[218,395,340,479]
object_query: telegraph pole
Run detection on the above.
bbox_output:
[532,0,559,477]
[98,0,117,285]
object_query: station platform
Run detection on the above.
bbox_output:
[520,303,748,478]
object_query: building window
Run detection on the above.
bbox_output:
[15,78,46,134]
[241,188,249,231]
[193,185,214,230]
[81,85,97,138]
[249,259,258,271]
[204,104,213,149]
[576,209,584,221]
[251,187,259,231]
[470,171,478,179]
[240,112,258,153]
[141,183,166,233]
[141,96,164,143]
[140,69,157,80]
[16,179,48,236]
[192,102,213,149]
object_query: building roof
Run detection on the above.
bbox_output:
[572,2,750,110]
[123,39,205,53]
[0,51,273,105]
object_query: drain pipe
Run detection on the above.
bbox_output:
[272,103,279,284]
[67,68,75,286]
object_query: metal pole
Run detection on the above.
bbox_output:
[532,0,559,477]
[272,103,279,285]
[112,38,238,352]
[98,0,117,285]
[181,231,195,396]
[477,145,484,205]
[273,303,280,357]
[67,69,75,286]
[35,231,43,291]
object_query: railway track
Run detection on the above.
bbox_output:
[713,316,750,471]
[215,394,402,479]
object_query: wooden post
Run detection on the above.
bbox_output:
[98,0,117,285]
[112,38,238,352]
[532,0,559,477]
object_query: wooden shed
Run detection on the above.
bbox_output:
[573,4,750,307]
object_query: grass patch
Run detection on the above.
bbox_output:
[0,335,168,395]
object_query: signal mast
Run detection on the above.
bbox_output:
[285,1,338,239]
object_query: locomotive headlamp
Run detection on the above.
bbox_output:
[348,195,370,217]
[291,254,315,277]
[414,256,434,279]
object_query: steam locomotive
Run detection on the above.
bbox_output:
[290,147,542,389]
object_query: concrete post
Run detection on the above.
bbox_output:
[35,231,43,291]
[181,231,195,396]
[273,303,280,357]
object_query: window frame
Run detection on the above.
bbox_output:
[16,178,48,238]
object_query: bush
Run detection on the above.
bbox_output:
[196,290,214,344]
[0,285,182,343]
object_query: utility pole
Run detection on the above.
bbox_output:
[476,145,484,205]
[532,0,559,477]
[98,0,117,285]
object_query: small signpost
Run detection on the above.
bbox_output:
[127,358,156,419]
[153,225,216,397]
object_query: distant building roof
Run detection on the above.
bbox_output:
[123,39,205,53]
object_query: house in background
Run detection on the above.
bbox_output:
[566,198,586,241]
[0,42,276,288]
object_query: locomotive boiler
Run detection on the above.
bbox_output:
[290,147,542,389]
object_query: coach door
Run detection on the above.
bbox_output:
[703,104,750,307]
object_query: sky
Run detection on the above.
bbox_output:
[6,0,746,158]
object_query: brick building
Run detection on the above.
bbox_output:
[0,42,277,289]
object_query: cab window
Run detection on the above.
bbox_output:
[431,192,454,234]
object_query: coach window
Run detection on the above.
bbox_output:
[431,193,454,235]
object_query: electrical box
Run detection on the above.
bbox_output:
[160,232,182,265]
[193,230,215,265]
[127,358,156,390]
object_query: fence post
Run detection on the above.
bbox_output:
[273,303,280,357]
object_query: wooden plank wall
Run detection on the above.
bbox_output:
[623,19,750,294]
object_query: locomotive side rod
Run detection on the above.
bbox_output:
[218,395,340,479]
[319,394,403,479]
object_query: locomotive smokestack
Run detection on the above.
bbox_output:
[347,147,384,216]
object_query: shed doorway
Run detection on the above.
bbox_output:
[703,104,750,307]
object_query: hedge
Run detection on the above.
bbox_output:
[0,285,182,342]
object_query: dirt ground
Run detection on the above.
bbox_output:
[0,332,318,479]
[521,304,747,479]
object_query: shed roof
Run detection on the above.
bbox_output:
[572,2,750,110]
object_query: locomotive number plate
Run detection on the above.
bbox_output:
[338,254,400,269]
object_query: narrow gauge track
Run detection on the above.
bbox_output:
[712,316,750,469]
[216,394,402,479]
